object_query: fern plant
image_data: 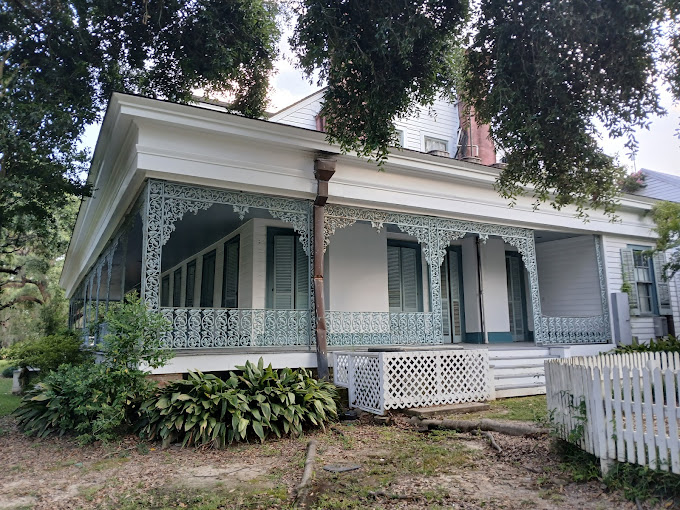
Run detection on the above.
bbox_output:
[138,359,339,448]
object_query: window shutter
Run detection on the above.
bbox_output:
[653,251,672,315]
[185,260,196,307]
[295,240,309,310]
[506,255,525,337]
[620,248,640,315]
[172,268,182,307]
[441,255,451,339]
[272,235,295,309]
[222,238,239,308]
[401,246,419,312]
[200,250,216,308]
[449,250,462,337]
[161,275,170,307]
[387,245,402,312]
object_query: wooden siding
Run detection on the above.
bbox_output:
[536,236,602,317]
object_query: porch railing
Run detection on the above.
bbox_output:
[326,311,437,345]
[160,308,310,349]
[540,315,609,344]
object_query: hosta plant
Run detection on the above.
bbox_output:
[138,359,339,448]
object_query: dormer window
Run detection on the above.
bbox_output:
[424,136,448,153]
[315,115,326,132]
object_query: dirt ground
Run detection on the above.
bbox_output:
[0,414,668,510]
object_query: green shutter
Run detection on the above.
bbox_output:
[222,237,240,308]
[387,245,402,312]
[401,246,419,312]
[449,250,463,338]
[161,275,170,307]
[200,250,216,308]
[272,235,295,309]
[185,260,196,307]
[621,248,640,315]
[506,255,525,340]
[653,251,672,315]
[441,255,451,339]
[295,239,309,310]
[172,268,182,307]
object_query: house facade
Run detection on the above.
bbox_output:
[60,92,679,396]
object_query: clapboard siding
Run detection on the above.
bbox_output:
[602,235,658,341]
[536,236,602,316]
[271,91,460,155]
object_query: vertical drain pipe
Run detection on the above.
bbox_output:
[313,158,336,380]
[476,235,487,344]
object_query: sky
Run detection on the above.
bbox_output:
[81,42,680,178]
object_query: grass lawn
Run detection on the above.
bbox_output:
[0,367,21,417]
[442,395,548,423]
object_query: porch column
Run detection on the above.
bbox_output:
[313,158,336,380]
[140,180,164,311]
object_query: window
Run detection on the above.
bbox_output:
[172,268,182,307]
[161,275,170,307]
[200,250,216,308]
[222,236,240,308]
[267,228,309,310]
[387,240,423,313]
[395,129,405,147]
[621,247,672,316]
[185,260,196,307]
[424,136,448,153]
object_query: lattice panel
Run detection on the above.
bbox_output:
[348,354,383,414]
[161,308,310,349]
[383,350,491,409]
[334,349,491,415]
[333,354,350,387]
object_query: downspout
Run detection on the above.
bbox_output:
[313,158,336,380]
[476,236,487,343]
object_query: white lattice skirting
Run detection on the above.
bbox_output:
[333,350,491,415]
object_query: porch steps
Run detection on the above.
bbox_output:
[488,349,559,399]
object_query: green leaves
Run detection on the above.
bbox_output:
[139,359,339,448]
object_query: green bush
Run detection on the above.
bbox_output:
[611,335,680,354]
[1,330,92,373]
[138,359,339,448]
[12,293,171,443]
[14,363,153,443]
[2,366,16,378]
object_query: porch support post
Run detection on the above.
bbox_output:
[141,180,164,311]
[594,235,611,341]
[313,158,336,380]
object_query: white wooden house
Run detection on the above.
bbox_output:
[60,91,680,398]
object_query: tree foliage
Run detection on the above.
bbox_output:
[651,200,680,277]
[1,0,280,312]
[291,0,468,162]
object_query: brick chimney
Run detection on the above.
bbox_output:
[456,101,497,166]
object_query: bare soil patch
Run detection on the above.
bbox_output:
[0,414,667,509]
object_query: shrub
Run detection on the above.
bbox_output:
[1,330,92,374]
[138,359,339,448]
[13,293,171,443]
[2,366,16,378]
[14,363,153,443]
[612,335,680,354]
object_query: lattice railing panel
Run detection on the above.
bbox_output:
[540,315,609,344]
[161,308,310,348]
[333,350,491,414]
[326,311,438,345]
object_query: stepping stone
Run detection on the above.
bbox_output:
[323,464,361,473]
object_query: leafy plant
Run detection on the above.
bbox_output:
[1,366,16,378]
[619,170,647,194]
[611,335,680,354]
[139,359,339,448]
[14,363,153,443]
[1,330,92,374]
[13,295,171,442]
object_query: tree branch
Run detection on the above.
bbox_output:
[0,294,43,311]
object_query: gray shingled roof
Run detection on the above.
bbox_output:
[634,168,680,202]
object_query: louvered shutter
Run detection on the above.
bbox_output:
[441,255,451,340]
[401,247,419,312]
[620,248,640,315]
[272,235,295,309]
[222,237,239,308]
[295,240,309,310]
[449,250,462,338]
[185,260,196,307]
[653,252,672,315]
[387,245,402,312]
[200,250,216,307]
[172,268,182,307]
[506,255,525,338]
[161,275,170,307]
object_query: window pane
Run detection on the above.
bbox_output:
[172,268,182,307]
[200,251,216,308]
[161,275,170,307]
[424,137,448,152]
[185,260,196,307]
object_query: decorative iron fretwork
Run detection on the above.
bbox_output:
[326,311,437,345]
[141,180,164,310]
[160,308,311,348]
[539,315,609,344]
[594,235,611,341]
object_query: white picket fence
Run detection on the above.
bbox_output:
[333,350,491,415]
[546,352,680,474]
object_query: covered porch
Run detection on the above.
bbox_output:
[68,179,611,358]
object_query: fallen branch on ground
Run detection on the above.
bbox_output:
[480,431,502,453]
[411,417,548,437]
[294,439,318,507]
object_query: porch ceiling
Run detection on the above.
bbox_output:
[534,230,583,244]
